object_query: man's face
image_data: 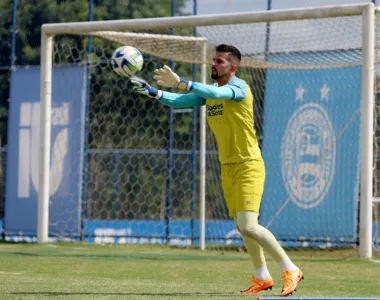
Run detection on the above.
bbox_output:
[211,52,233,80]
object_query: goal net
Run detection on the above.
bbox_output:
[34,4,379,255]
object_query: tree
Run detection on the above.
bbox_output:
[0,0,194,221]
[13,0,187,65]
[0,0,14,146]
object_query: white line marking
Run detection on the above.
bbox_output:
[0,271,22,275]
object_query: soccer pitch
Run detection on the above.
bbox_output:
[0,243,379,299]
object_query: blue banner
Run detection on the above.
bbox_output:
[83,220,242,246]
[3,219,379,247]
[261,63,361,242]
[5,66,86,235]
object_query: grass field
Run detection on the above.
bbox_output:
[0,243,379,300]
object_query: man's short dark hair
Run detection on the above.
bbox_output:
[216,44,241,61]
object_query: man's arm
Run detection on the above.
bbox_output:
[129,76,205,108]
[153,65,247,102]
[191,82,244,102]
[159,91,205,108]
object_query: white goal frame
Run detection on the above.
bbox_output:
[39,3,376,258]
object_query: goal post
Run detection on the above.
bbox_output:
[38,3,376,258]
[38,32,53,244]
[360,3,375,259]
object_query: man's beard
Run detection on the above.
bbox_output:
[211,68,229,80]
[211,68,219,79]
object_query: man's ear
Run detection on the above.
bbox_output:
[231,64,238,73]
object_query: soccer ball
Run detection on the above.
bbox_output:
[111,46,144,77]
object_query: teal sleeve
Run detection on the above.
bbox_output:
[192,82,247,102]
[159,91,206,108]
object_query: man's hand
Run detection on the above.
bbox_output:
[129,76,162,100]
[153,65,193,91]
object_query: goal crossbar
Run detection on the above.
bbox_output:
[41,3,370,35]
[91,31,208,42]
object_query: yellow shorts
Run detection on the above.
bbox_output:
[221,157,265,218]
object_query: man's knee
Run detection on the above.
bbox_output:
[236,211,260,237]
[238,222,259,238]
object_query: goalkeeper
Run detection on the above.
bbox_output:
[130,44,303,297]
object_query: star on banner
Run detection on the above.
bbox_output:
[296,84,305,102]
[320,84,330,101]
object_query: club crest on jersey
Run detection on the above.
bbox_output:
[281,103,336,209]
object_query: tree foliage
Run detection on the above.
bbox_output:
[0,0,189,146]
[0,0,200,221]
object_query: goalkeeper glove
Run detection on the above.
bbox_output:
[153,65,193,91]
[129,76,162,100]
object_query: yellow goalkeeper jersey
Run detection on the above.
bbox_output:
[206,77,261,164]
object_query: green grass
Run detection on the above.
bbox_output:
[0,243,379,299]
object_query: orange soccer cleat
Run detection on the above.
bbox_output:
[280,267,304,297]
[240,276,274,295]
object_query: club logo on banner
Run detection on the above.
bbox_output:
[281,101,336,209]
[261,63,360,242]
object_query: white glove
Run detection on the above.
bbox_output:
[153,65,193,91]
[129,76,162,100]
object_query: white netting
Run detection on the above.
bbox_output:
[41,11,380,250]
[93,16,365,70]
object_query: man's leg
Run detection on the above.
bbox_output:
[222,163,273,294]
[242,235,267,278]
[239,232,274,294]
[236,211,292,266]
[233,217,269,280]
[234,158,303,296]
[236,210,304,297]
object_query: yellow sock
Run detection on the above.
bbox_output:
[235,216,270,279]
[242,235,266,269]
[236,210,288,263]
